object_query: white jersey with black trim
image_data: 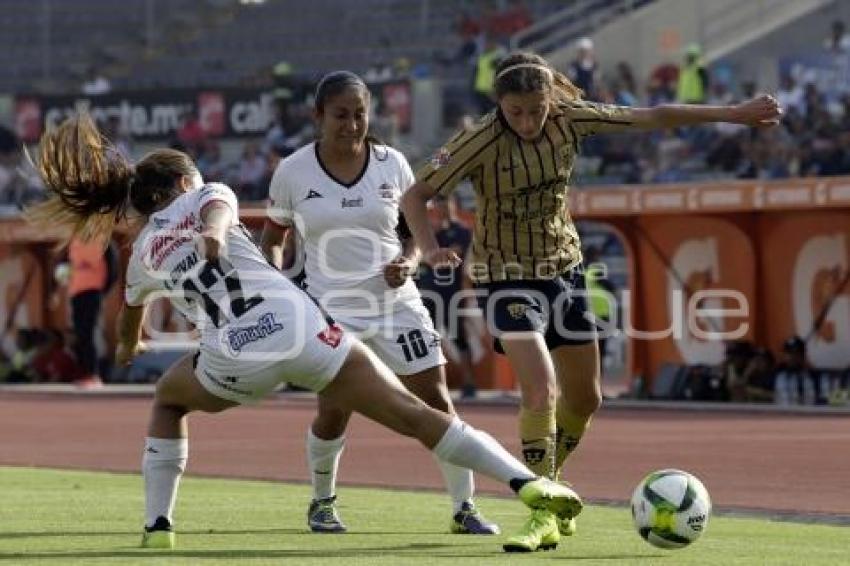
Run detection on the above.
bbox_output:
[125,182,309,365]
[267,142,420,315]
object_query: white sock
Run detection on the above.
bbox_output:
[434,456,474,513]
[143,437,188,528]
[306,428,344,500]
[432,417,534,486]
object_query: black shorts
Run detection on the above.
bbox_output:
[476,266,597,354]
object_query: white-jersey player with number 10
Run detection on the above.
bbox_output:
[261,71,499,535]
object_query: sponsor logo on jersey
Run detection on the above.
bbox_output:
[153,217,170,229]
[341,196,364,208]
[378,183,397,200]
[317,323,344,348]
[430,147,451,169]
[149,213,197,269]
[305,189,324,200]
[225,312,284,355]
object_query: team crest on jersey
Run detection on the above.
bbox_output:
[506,302,528,320]
[378,183,398,200]
[430,147,451,169]
[225,313,284,356]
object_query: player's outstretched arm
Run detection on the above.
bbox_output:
[626,94,782,130]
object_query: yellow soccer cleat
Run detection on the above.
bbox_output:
[502,509,560,552]
[558,516,577,536]
[517,477,583,521]
[141,516,175,549]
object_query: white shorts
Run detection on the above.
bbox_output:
[194,295,353,404]
[333,300,445,376]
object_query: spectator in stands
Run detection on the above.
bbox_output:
[371,99,400,148]
[568,37,599,100]
[743,347,776,403]
[738,126,795,179]
[452,10,483,64]
[647,63,678,106]
[176,110,207,159]
[500,0,532,36]
[0,126,44,211]
[676,44,709,104]
[264,105,290,157]
[417,193,477,398]
[55,237,118,388]
[195,140,228,182]
[612,62,638,106]
[824,19,850,53]
[259,146,285,199]
[472,37,505,114]
[236,141,267,200]
[774,336,818,405]
[0,126,20,208]
[777,73,805,115]
[722,340,754,402]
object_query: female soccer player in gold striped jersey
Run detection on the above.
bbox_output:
[402,51,781,552]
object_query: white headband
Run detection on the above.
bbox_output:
[495,63,553,80]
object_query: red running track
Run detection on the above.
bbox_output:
[1,393,848,519]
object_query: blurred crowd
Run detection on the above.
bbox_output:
[630,336,850,407]
[2,7,850,399]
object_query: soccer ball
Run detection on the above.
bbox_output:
[630,469,711,549]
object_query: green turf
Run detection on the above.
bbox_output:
[0,467,845,565]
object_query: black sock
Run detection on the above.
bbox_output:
[509,477,535,493]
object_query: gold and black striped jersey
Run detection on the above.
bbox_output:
[415,101,634,283]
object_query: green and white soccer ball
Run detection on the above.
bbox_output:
[630,469,712,549]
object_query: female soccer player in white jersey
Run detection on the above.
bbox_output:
[260,71,498,535]
[27,113,582,551]
[401,51,781,552]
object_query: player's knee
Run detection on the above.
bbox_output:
[564,389,602,418]
[312,412,349,438]
[419,387,453,414]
